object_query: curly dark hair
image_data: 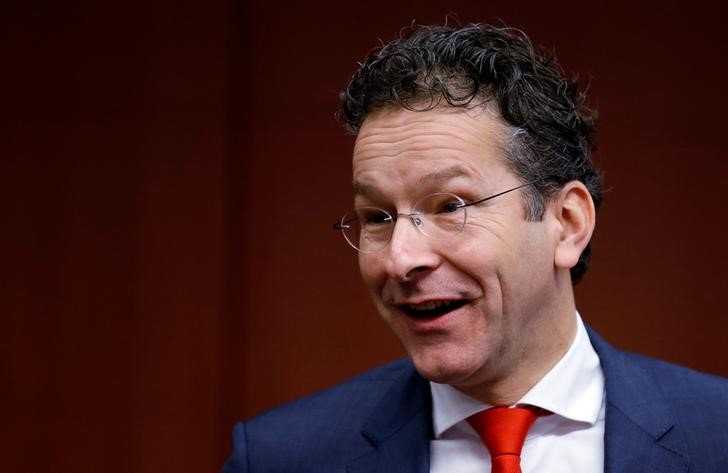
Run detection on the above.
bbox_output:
[339,23,602,284]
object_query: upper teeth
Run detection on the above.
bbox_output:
[410,300,452,311]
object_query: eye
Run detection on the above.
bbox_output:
[358,208,393,226]
[417,193,464,214]
[439,201,462,214]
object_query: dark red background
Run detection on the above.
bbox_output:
[3,1,727,471]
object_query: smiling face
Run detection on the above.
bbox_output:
[353,106,579,403]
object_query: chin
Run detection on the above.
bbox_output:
[408,348,483,386]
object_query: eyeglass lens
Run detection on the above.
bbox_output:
[339,193,467,252]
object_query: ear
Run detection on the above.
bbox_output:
[552,181,596,271]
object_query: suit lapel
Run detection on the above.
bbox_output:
[587,328,689,473]
[346,364,431,473]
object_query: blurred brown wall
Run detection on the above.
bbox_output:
[3,1,727,472]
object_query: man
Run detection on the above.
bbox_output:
[222,23,728,472]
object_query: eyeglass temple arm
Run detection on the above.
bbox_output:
[459,176,554,209]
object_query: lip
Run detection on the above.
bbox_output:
[398,298,468,317]
[394,299,471,333]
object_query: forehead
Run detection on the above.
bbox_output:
[352,106,512,195]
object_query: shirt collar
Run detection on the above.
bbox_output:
[430,312,604,438]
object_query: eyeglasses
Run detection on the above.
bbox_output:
[333,177,551,252]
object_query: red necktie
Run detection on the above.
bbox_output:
[467,406,539,473]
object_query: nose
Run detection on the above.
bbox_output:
[383,214,441,282]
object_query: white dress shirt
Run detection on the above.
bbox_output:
[429,313,605,473]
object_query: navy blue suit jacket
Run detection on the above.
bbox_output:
[222,329,728,472]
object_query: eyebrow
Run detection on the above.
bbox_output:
[352,165,471,196]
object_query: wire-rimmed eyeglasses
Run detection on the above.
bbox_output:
[333,177,552,252]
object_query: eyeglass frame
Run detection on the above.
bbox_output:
[333,176,555,252]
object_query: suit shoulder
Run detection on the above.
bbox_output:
[624,349,728,386]
[625,346,728,412]
[589,326,728,403]
[245,358,417,437]
[224,358,423,472]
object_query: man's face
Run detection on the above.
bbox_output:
[352,106,564,399]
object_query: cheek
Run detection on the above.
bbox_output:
[517,226,552,272]
[453,239,502,282]
[358,254,384,292]
[450,240,509,311]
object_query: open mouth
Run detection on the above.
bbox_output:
[399,299,468,319]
